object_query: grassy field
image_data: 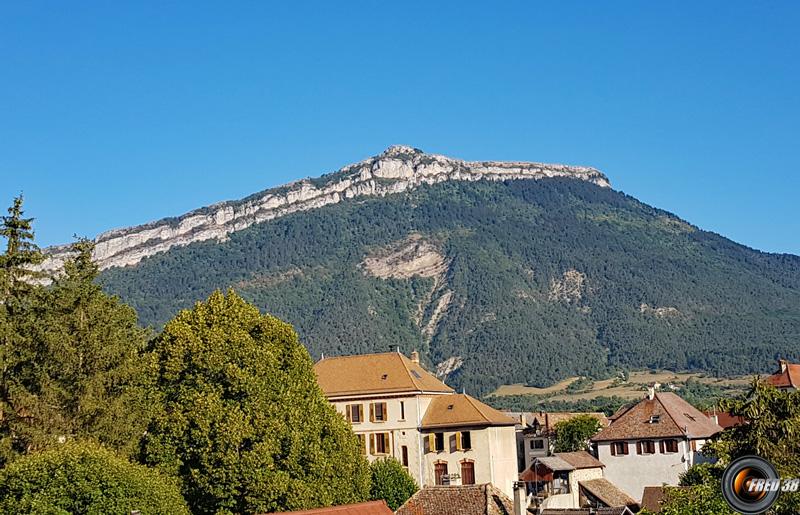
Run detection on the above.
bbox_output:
[492,370,754,402]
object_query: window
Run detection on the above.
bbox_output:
[401,445,409,467]
[649,415,661,424]
[456,431,472,451]
[434,462,448,485]
[435,432,445,452]
[370,432,390,455]
[356,434,366,455]
[347,404,364,424]
[400,401,406,420]
[637,440,656,454]
[662,439,679,453]
[370,402,387,422]
[461,461,475,485]
[610,442,629,455]
[530,439,545,450]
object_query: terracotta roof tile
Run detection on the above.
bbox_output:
[277,500,393,515]
[395,484,513,515]
[507,411,609,433]
[421,394,517,429]
[555,451,604,469]
[314,352,453,397]
[765,361,800,389]
[591,392,721,442]
[579,478,639,508]
[639,486,691,513]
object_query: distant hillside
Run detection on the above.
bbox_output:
[96,150,800,395]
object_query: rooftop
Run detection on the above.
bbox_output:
[395,484,513,515]
[276,501,392,515]
[556,451,605,470]
[421,393,518,429]
[579,478,639,509]
[314,352,453,397]
[591,392,721,442]
[765,359,800,389]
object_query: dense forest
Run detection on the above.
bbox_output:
[100,178,800,396]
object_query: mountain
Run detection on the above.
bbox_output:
[55,146,800,396]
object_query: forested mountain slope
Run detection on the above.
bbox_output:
[99,168,800,396]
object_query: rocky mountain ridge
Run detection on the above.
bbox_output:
[38,145,608,274]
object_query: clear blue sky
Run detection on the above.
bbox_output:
[1,2,798,254]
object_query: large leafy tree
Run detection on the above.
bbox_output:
[369,457,418,510]
[0,442,189,514]
[142,290,370,514]
[552,414,602,452]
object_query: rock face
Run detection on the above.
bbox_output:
[38,145,609,274]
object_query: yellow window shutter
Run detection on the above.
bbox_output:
[359,405,364,422]
[369,403,375,422]
[382,402,388,421]
[428,434,436,453]
[370,434,376,455]
[385,432,391,454]
[455,432,462,451]
[345,405,351,423]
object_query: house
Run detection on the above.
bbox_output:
[539,508,635,515]
[519,451,636,510]
[764,359,800,390]
[507,412,609,472]
[277,501,393,515]
[590,390,722,501]
[395,484,514,515]
[703,410,744,429]
[315,351,519,497]
[639,485,691,513]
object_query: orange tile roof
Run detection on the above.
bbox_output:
[421,394,517,429]
[279,501,393,515]
[591,392,721,442]
[395,484,513,515]
[556,451,605,469]
[765,361,800,389]
[579,478,638,509]
[314,352,453,397]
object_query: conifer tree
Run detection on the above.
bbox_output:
[142,290,369,514]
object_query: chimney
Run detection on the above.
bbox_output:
[780,359,788,373]
[647,386,655,400]
[513,481,528,515]
[410,350,420,364]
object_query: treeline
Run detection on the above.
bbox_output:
[100,178,800,396]
[0,197,414,514]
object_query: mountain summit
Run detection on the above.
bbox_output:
[58,146,800,395]
[39,146,608,273]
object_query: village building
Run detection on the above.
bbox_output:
[519,451,636,511]
[764,359,800,390]
[506,411,609,471]
[590,390,722,502]
[314,351,518,497]
[278,500,393,515]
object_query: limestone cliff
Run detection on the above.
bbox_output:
[38,145,609,273]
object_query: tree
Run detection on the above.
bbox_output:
[0,442,189,514]
[142,290,370,514]
[369,457,418,510]
[0,195,45,465]
[551,414,602,452]
[3,238,152,459]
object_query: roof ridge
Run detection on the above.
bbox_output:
[655,392,690,436]
[462,394,492,424]
[397,353,424,391]
[318,351,403,361]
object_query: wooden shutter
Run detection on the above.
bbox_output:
[610,443,616,456]
[358,405,364,423]
[455,432,463,451]
[345,405,351,423]
[381,402,388,421]
[636,441,642,454]
[622,442,629,455]
[428,434,436,453]
[369,403,375,422]
[369,434,376,455]
[659,440,665,453]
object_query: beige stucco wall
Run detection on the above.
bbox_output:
[597,439,696,501]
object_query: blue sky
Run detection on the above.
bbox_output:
[1,2,798,254]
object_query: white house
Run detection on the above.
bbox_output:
[591,390,722,502]
[314,351,519,497]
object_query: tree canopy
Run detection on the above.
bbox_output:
[551,414,602,453]
[369,457,418,510]
[142,289,370,514]
[0,441,189,514]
